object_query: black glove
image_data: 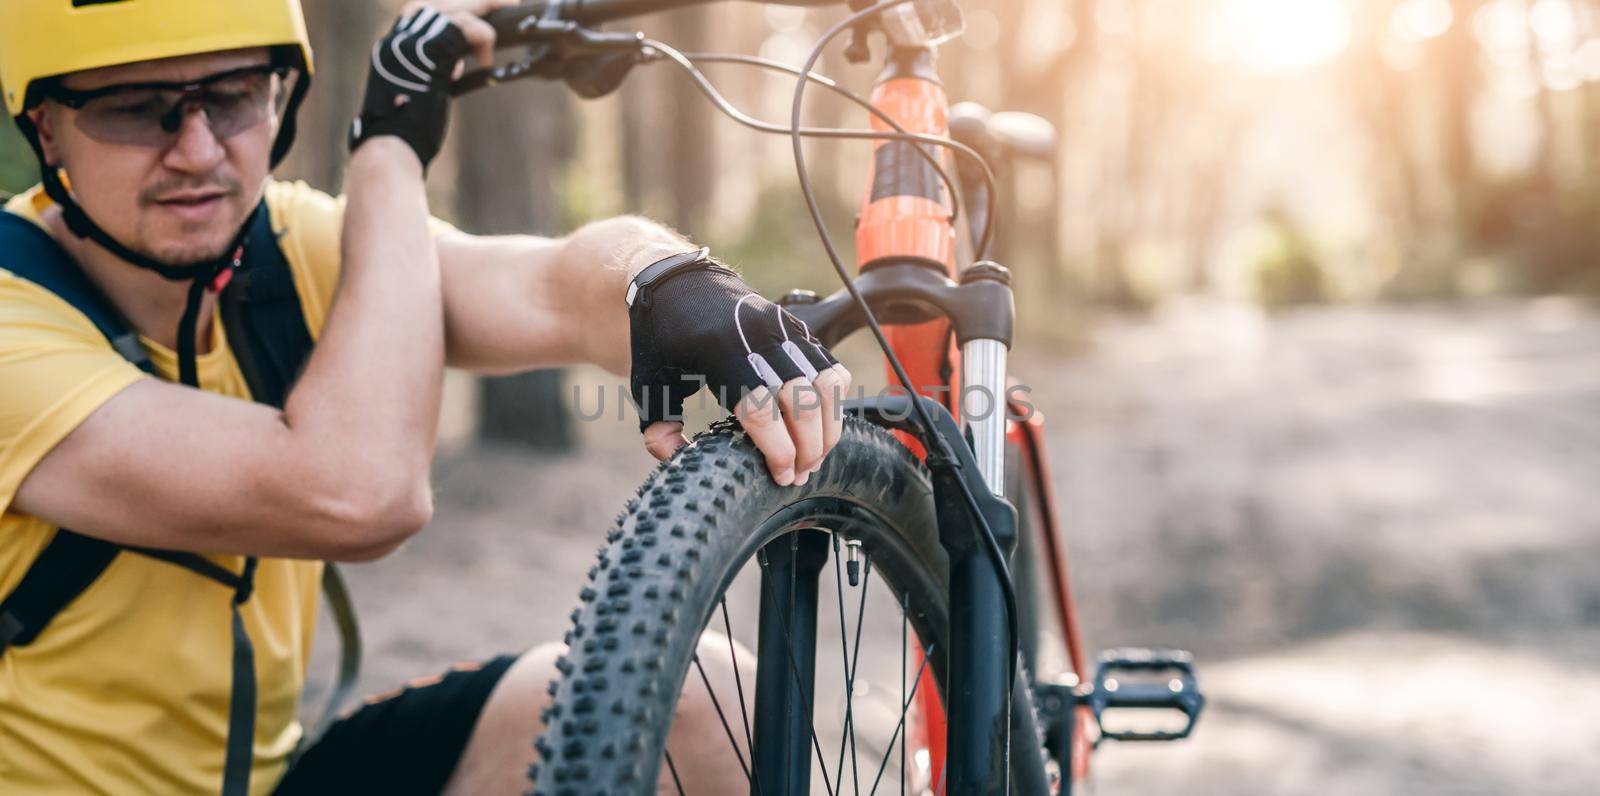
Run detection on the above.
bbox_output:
[349,5,471,169]
[630,264,838,430]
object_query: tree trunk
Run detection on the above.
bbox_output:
[279,0,388,191]
[662,9,717,236]
[1436,0,1484,242]
[1341,0,1423,279]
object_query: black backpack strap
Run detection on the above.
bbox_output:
[0,212,153,375]
[218,204,315,407]
[0,531,119,650]
[0,212,133,655]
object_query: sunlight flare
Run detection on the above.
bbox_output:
[1202,0,1353,71]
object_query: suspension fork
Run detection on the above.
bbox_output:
[936,431,1015,795]
[751,530,831,796]
[949,291,1014,796]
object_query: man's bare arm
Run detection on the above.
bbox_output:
[14,139,446,561]
[437,216,684,377]
[436,217,852,484]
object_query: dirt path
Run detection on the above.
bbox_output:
[309,298,1600,794]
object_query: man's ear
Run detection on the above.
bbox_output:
[25,106,60,164]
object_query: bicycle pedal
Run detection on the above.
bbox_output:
[1087,647,1204,742]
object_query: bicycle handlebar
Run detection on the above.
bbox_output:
[485,0,842,42]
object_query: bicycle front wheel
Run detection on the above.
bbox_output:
[529,416,1049,795]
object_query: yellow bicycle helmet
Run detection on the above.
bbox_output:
[0,0,315,266]
[0,0,314,117]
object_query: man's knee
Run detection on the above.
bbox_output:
[478,634,754,794]
[441,644,565,796]
[503,643,566,715]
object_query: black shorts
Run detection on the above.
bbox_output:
[273,654,519,795]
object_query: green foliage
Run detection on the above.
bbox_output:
[1253,207,1327,308]
[0,120,38,198]
[705,181,856,301]
[555,156,615,232]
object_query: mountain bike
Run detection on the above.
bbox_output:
[461,1,1206,792]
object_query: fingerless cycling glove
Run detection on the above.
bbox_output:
[629,261,838,430]
[349,6,471,169]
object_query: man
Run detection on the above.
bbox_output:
[0,0,846,793]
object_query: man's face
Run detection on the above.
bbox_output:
[27,48,279,267]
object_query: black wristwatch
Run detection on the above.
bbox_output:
[625,247,716,308]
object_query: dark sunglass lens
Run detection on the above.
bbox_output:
[202,95,271,139]
[73,90,183,146]
[68,69,277,146]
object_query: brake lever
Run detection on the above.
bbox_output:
[451,23,648,97]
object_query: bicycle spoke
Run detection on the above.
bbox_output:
[828,534,863,795]
[692,653,756,787]
[665,749,687,796]
[757,546,837,796]
[719,598,758,785]
[867,640,935,796]
[899,590,907,796]
[838,557,872,792]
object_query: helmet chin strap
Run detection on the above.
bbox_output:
[33,157,250,389]
[12,60,311,389]
[38,164,243,281]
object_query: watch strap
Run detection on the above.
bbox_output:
[625,246,713,307]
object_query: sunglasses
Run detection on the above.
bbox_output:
[43,65,289,148]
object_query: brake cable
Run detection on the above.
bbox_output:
[681,52,962,226]
[457,19,998,247]
[634,38,998,256]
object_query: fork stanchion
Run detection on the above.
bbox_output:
[934,462,1017,795]
[752,530,830,796]
[960,336,1008,496]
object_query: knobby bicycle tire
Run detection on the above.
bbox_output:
[529,416,1050,795]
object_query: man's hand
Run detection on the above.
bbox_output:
[630,261,852,486]
[349,1,515,168]
[401,0,517,68]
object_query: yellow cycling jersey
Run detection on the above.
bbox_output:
[1,180,353,794]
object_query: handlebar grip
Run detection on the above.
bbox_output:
[452,69,496,96]
[484,2,557,47]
